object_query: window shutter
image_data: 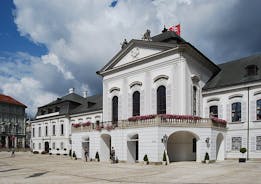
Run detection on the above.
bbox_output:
[226,104,231,122]
[226,136,231,151]
[128,93,132,117]
[250,100,256,121]
[218,104,223,119]
[152,88,156,114]
[140,90,145,115]
[166,85,171,114]
[251,136,256,151]
[241,102,247,122]
[118,96,122,120]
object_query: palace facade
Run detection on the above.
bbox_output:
[31,30,261,163]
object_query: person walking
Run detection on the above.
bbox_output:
[84,149,88,162]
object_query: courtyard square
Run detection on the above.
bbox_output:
[0,152,260,184]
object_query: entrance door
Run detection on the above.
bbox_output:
[44,142,49,152]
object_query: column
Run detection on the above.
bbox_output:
[14,137,17,148]
[22,137,25,148]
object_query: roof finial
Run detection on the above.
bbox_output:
[162,25,168,33]
[121,38,128,49]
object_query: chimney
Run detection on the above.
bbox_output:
[68,88,75,94]
[83,91,88,98]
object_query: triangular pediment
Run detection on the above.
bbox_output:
[100,40,176,72]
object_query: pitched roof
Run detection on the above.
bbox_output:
[98,31,220,76]
[0,94,27,107]
[203,54,261,90]
[40,93,85,107]
[70,94,103,114]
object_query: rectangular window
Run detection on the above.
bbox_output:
[257,100,261,120]
[39,143,41,149]
[32,128,35,137]
[52,142,55,149]
[209,105,218,118]
[256,136,261,150]
[232,102,241,122]
[45,126,48,136]
[61,124,64,136]
[38,127,41,137]
[32,143,35,149]
[60,142,64,150]
[232,137,242,151]
[52,125,56,136]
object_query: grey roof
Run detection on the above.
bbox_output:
[40,93,84,107]
[203,54,261,90]
[70,94,103,115]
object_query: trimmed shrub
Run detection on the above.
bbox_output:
[143,154,148,162]
[163,151,167,161]
[240,148,247,154]
[33,151,39,154]
[41,151,47,154]
[95,151,100,162]
[204,152,209,161]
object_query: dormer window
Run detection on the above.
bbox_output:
[41,110,46,115]
[48,108,53,113]
[55,106,60,112]
[245,65,258,76]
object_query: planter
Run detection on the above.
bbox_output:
[205,160,209,164]
[239,158,246,163]
[95,158,99,162]
[143,161,149,165]
[162,161,167,165]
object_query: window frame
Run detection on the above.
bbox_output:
[209,105,218,118]
[256,99,261,120]
[157,85,166,114]
[232,137,242,151]
[112,96,118,122]
[231,102,241,122]
[132,91,140,116]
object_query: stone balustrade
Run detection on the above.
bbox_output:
[72,115,227,133]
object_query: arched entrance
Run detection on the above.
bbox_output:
[44,142,49,152]
[82,136,90,159]
[100,134,111,161]
[127,134,139,163]
[216,133,224,161]
[167,131,198,162]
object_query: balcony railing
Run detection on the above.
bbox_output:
[71,115,227,133]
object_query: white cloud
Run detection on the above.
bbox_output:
[2,0,257,116]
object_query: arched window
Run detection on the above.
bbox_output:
[193,86,197,116]
[112,96,118,122]
[257,99,261,120]
[232,102,241,122]
[209,105,218,118]
[157,86,166,114]
[132,91,140,116]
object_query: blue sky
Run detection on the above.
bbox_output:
[0,1,47,56]
[0,0,261,116]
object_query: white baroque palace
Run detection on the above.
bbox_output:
[31,30,261,163]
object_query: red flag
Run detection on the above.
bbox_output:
[169,24,181,36]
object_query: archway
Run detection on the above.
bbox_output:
[82,136,90,159]
[100,134,111,161]
[167,131,198,162]
[216,133,224,161]
[127,134,139,163]
[44,142,49,152]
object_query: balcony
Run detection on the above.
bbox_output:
[71,115,227,133]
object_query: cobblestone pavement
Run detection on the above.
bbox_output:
[0,152,261,184]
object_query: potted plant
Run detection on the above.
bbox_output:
[69,149,72,157]
[204,152,210,164]
[162,151,167,165]
[143,154,149,165]
[239,148,247,163]
[72,151,77,160]
[95,151,100,162]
